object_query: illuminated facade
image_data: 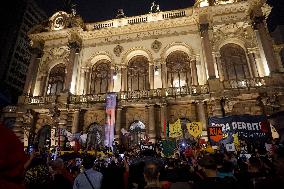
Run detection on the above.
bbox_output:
[10,0,284,147]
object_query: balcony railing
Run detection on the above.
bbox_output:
[24,95,57,104]
[69,85,209,104]
[223,77,266,89]
[69,94,106,103]
[91,8,190,31]
[21,77,275,105]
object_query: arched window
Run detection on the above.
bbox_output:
[91,60,111,94]
[47,64,66,95]
[127,56,149,91]
[166,51,191,87]
[220,43,250,80]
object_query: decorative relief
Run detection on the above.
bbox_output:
[167,105,196,122]
[39,46,70,73]
[126,108,147,129]
[212,22,256,50]
[49,11,69,31]
[113,45,124,57]
[83,110,105,131]
[151,40,162,53]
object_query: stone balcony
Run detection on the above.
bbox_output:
[18,76,284,107]
[85,8,190,31]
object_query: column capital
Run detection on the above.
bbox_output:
[213,52,221,57]
[199,23,209,35]
[252,16,265,30]
[68,41,81,51]
[81,67,90,72]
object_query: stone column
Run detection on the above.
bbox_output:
[14,112,25,142]
[148,105,156,142]
[121,67,127,91]
[200,23,216,79]
[149,64,154,89]
[247,50,259,77]
[108,68,114,92]
[196,102,207,130]
[71,110,80,134]
[253,16,279,73]
[84,68,90,94]
[191,58,198,86]
[39,74,47,96]
[64,41,81,92]
[23,44,43,95]
[215,52,224,81]
[115,107,122,141]
[80,68,86,94]
[211,99,223,117]
[58,113,68,149]
[160,104,167,138]
[274,46,284,71]
[161,63,167,88]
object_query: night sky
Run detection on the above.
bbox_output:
[36,0,195,22]
[35,0,284,32]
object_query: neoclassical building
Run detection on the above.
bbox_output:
[9,0,284,148]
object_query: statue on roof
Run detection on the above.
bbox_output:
[150,1,160,13]
[116,9,126,19]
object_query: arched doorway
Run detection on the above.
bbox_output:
[166,51,191,88]
[35,125,51,150]
[86,123,104,149]
[220,43,250,80]
[129,120,146,145]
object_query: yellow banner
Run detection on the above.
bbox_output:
[186,122,202,138]
[233,133,240,151]
[169,119,182,138]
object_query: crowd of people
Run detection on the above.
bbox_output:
[1,122,284,189]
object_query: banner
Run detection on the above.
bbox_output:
[226,143,236,152]
[140,144,155,151]
[161,139,176,157]
[105,93,117,147]
[208,126,223,143]
[186,122,202,138]
[208,115,270,145]
[169,119,182,138]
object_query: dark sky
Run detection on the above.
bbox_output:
[35,0,195,22]
[35,0,284,32]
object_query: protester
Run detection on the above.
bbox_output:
[143,162,161,189]
[0,122,28,189]
[73,156,103,189]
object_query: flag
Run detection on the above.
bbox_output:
[169,119,182,138]
[187,122,202,138]
[270,124,279,139]
[208,126,223,143]
[233,133,240,151]
[105,93,117,147]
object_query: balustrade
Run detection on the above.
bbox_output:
[91,9,188,30]
[25,95,56,104]
[22,79,272,105]
[223,78,266,89]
